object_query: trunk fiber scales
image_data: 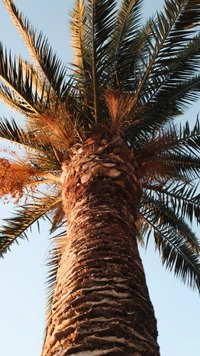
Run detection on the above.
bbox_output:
[42,137,160,356]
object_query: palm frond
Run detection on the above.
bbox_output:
[28,151,61,174]
[44,200,66,318]
[0,84,37,117]
[71,0,116,102]
[41,226,67,354]
[17,56,51,97]
[160,33,200,82]
[0,44,49,115]
[139,201,200,291]
[45,228,66,316]
[135,117,200,158]
[126,34,200,135]
[166,155,200,180]
[3,0,68,97]
[118,1,200,139]
[136,118,200,197]
[0,194,61,257]
[48,201,66,234]
[84,0,100,123]
[71,0,117,122]
[70,0,92,98]
[168,0,200,37]
[154,229,200,291]
[107,0,143,88]
[122,73,200,143]
[135,0,200,101]
[167,118,200,157]
[141,188,200,253]
[0,117,49,152]
[0,117,62,173]
[145,180,200,226]
[149,75,200,117]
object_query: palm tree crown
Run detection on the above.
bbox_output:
[1,0,200,314]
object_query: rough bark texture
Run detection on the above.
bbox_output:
[42,137,160,356]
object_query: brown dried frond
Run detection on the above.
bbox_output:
[49,200,65,230]
[105,89,138,133]
[141,158,174,184]
[0,158,36,201]
[35,106,79,150]
[105,89,118,126]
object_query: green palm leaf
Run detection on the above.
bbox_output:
[145,181,200,225]
[140,201,200,291]
[166,155,200,180]
[132,117,200,159]
[141,192,200,251]
[0,117,49,151]
[0,44,48,115]
[3,0,68,97]
[107,0,143,88]
[136,0,200,101]
[70,0,92,98]
[144,179,199,217]
[0,194,61,257]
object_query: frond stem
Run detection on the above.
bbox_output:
[92,0,98,124]
[136,1,185,100]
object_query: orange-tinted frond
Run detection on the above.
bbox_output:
[141,158,174,184]
[33,106,79,149]
[105,89,137,133]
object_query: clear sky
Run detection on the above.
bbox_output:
[0,1,200,355]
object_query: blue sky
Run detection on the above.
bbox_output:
[0,1,200,355]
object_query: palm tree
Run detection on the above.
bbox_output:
[1,0,200,354]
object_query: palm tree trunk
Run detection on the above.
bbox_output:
[42,138,160,356]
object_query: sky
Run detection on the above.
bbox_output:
[0,1,200,355]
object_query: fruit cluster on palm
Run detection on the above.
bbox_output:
[1,0,200,354]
